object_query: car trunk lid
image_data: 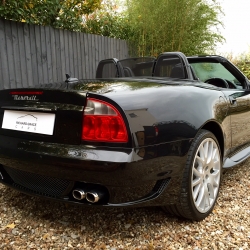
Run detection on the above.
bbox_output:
[0,88,87,145]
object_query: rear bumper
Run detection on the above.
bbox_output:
[0,135,192,207]
[0,165,172,207]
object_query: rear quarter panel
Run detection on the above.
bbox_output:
[94,82,231,154]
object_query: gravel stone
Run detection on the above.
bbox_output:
[0,160,250,249]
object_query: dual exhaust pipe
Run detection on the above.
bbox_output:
[72,188,102,203]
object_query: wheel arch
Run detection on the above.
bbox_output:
[200,121,224,157]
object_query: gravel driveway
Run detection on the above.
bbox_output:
[0,161,249,250]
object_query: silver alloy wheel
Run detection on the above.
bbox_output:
[191,138,221,213]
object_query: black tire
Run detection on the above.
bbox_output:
[163,129,222,221]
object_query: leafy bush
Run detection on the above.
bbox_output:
[0,0,226,57]
[126,0,224,56]
[83,1,132,40]
[0,0,101,31]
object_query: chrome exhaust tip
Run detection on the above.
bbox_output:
[86,192,100,203]
[72,189,86,200]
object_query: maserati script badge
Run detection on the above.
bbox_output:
[12,95,38,101]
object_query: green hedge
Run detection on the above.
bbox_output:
[236,61,250,79]
[231,53,250,79]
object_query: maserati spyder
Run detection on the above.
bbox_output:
[0,52,249,221]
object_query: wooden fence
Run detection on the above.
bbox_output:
[0,19,129,89]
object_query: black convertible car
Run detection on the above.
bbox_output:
[0,52,249,221]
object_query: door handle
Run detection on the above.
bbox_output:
[229,96,237,105]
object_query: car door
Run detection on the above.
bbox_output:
[224,89,250,152]
[188,55,250,161]
[218,60,250,154]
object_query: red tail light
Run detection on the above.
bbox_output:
[82,98,128,142]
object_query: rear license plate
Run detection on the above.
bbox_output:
[2,110,55,135]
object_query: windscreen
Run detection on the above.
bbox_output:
[190,62,243,89]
